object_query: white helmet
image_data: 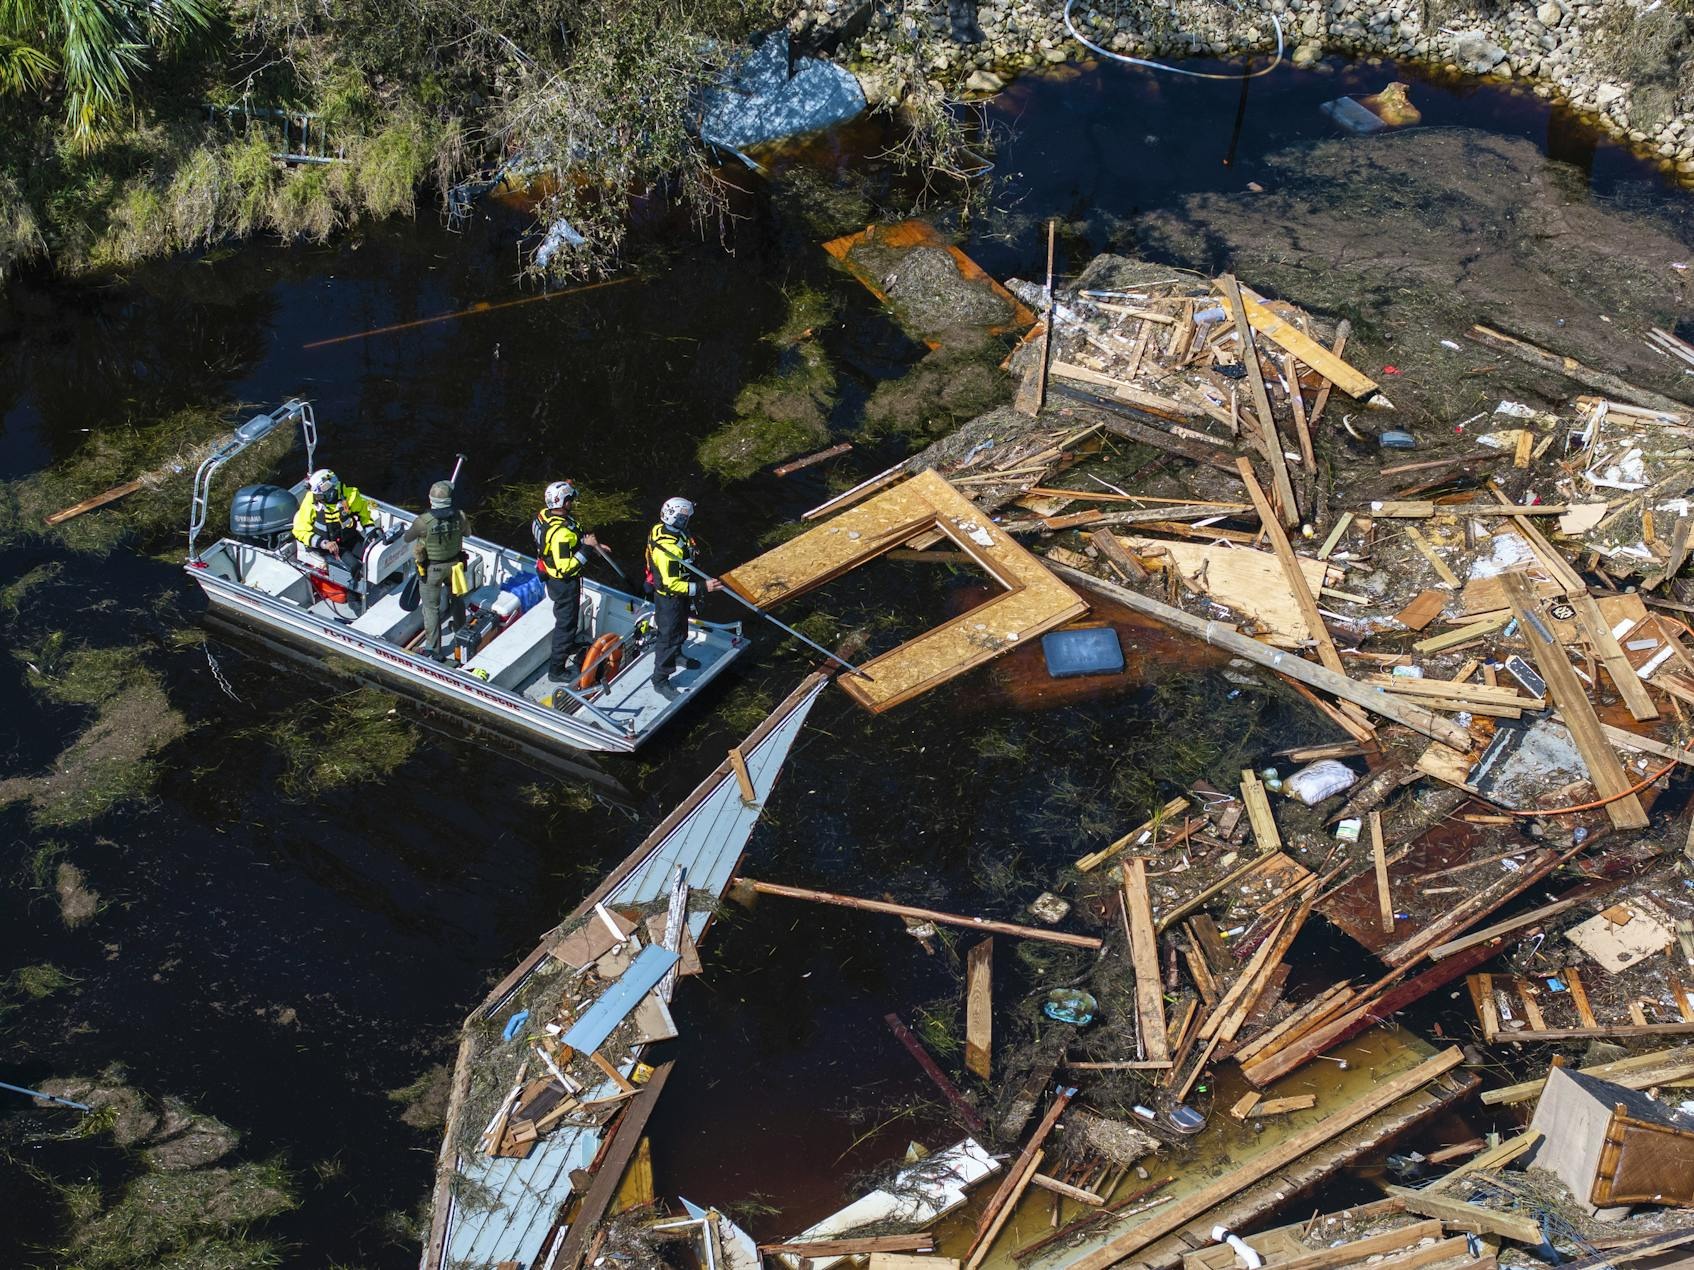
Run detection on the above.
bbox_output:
[660,497,694,530]
[545,480,577,510]
[310,468,341,498]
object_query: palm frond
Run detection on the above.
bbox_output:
[0,36,55,94]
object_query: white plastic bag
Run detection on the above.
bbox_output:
[1284,759,1359,806]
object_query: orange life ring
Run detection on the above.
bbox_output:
[578,633,624,689]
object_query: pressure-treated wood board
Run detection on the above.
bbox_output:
[723,470,1087,712]
[821,220,1036,343]
[1121,535,1330,645]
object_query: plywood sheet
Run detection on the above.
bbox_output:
[1121,536,1329,645]
[723,471,1087,712]
[1567,899,1675,973]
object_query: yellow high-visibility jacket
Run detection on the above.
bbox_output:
[645,524,698,597]
[293,485,375,550]
[534,509,586,580]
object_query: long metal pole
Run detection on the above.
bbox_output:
[676,559,872,679]
[1,1080,90,1111]
[591,541,628,583]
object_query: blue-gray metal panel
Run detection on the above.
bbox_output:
[560,945,679,1053]
[447,1125,599,1266]
[611,680,823,909]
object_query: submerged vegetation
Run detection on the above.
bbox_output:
[246,686,420,798]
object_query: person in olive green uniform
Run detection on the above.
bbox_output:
[644,496,720,698]
[534,480,603,681]
[404,480,468,661]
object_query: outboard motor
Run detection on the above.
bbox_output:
[230,484,299,550]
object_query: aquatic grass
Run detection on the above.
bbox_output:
[271,165,338,242]
[698,342,837,481]
[860,337,1009,443]
[768,283,839,347]
[717,682,773,735]
[11,962,80,998]
[352,115,432,220]
[1,561,64,615]
[254,687,419,798]
[63,1160,296,1268]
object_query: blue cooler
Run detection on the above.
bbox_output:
[1040,627,1125,679]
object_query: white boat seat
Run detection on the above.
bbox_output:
[350,590,425,644]
[464,598,555,688]
[239,548,315,605]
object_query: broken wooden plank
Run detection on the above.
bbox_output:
[885,1013,989,1137]
[969,1088,1074,1265]
[1253,1094,1317,1117]
[1063,1048,1465,1270]
[1482,1045,1694,1105]
[1371,811,1394,935]
[1402,525,1460,587]
[744,880,1102,949]
[1030,1172,1105,1206]
[1500,573,1649,830]
[1306,319,1351,431]
[1091,529,1149,581]
[1077,796,1190,872]
[773,442,853,476]
[1048,563,1473,749]
[1467,324,1688,415]
[1385,1184,1540,1243]
[1220,276,1299,523]
[1236,285,1384,404]
[965,938,993,1081]
[1240,769,1282,853]
[1122,857,1170,1064]
[1572,593,1658,721]
[552,1062,674,1270]
[764,1234,935,1256]
[44,477,148,526]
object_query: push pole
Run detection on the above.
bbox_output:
[676,559,872,680]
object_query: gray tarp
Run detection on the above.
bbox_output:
[699,33,866,153]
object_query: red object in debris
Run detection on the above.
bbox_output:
[310,574,350,604]
[1382,365,1402,376]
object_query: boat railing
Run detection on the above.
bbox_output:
[189,400,316,561]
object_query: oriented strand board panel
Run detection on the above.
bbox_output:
[1121,535,1330,645]
[723,471,1087,712]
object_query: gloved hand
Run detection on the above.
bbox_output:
[416,561,427,578]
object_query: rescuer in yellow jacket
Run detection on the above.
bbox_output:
[644,497,720,698]
[533,480,603,681]
[293,469,376,560]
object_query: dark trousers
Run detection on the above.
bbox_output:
[651,591,690,681]
[420,561,464,655]
[545,574,585,675]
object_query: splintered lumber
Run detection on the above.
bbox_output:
[1063,1048,1465,1270]
[1444,1128,1541,1179]
[1384,1185,1541,1243]
[1232,982,1356,1065]
[1236,460,1356,703]
[1489,485,1587,594]
[1236,284,1384,405]
[1371,811,1394,934]
[1413,612,1511,654]
[1572,593,1658,721]
[1316,512,1353,561]
[1077,796,1190,872]
[1237,1221,1445,1270]
[1239,770,1282,853]
[745,881,1103,949]
[1122,858,1170,1063]
[965,938,993,1081]
[552,1061,674,1270]
[1219,275,1299,523]
[1307,319,1351,430]
[1157,851,1292,934]
[1031,1173,1105,1206]
[968,1088,1075,1267]
[1252,1094,1317,1117]
[885,1013,989,1137]
[1050,385,1247,477]
[1091,529,1150,581]
[1467,324,1688,414]
[764,1234,934,1256]
[1034,218,1056,413]
[1198,910,1292,1044]
[1482,1045,1694,1105]
[1500,574,1649,829]
[1425,893,1597,960]
[773,442,853,476]
[725,470,1087,713]
[1048,564,1473,749]
[1402,525,1461,587]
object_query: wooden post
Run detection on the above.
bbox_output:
[1033,219,1057,415]
[727,746,756,805]
[1219,274,1299,523]
[1307,319,1351,431]
[965,938,993,1081]
[885,1013,988,1136]
[1371,810,1394,934]
[1121,858,1169,1063]
[1239,768,1282,853]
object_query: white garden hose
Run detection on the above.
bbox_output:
[1063,0,1285,80]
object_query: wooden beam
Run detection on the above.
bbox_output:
[1091,529,1149,581]
[1467,323,1688,414]
[1402,525,1461,587]
[727,747,757,805]
[1306,319,1351,431]
[884,1013,989,1137]
[1254,1094,1317,1117]
[1077,796,1190,872]
[1219,275,1299,522]
[1482,1046,1694,1105]
[1122,858,1169,1063]
[1490,1021,1694,1042]
[1048,564,1473,748]
[1385,1184,1541,1243]
[761,1234,934,1256]
[965,937,993,1081]
[966,1149,1043,1269]
[1236,284,1383,403]
[1444,1128,1541,1178]
[44,477,147,526]
[1500,574,1649,829]
[968,1086,1075,1267]
[746,880,1102,949]
[589,1049,638,1095]
[1256,1221,1443,1270]
[552,1062,674,1270]
[1030,1172,1105,1206]
[1063,1048,1465,1270]
[1371,811,1394,934]
[1572,593,1658,721]
[1425,893,1599,960]
[1489,484,1587,594]
[1239,769,1282,853]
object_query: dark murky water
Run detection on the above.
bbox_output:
[0,54,1683,1265]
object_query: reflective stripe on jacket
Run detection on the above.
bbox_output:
[645,524,698,597]
[534,509,586,579]
[293,486,375,548]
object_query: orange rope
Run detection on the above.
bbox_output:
[1501,758,1677,817]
